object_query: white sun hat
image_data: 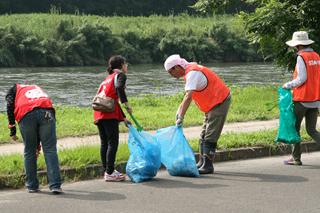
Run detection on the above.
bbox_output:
[286,31,314,47]
[164,54,181,71]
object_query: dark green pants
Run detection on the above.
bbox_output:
[200,95,231,155]
[292,102,320,161]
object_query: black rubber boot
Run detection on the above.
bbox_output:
[198,155,214,174]
[198,142,216,174]
[196,139,204,168]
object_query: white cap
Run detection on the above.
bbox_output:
[164,54,182,71]
[286,31,314,47]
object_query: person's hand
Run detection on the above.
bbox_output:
[124,118,132,127]
[175,115,184,126]
[126,106,133,114]
[125,103,133,114]
[11,135,18,141]
[282,84,290,89]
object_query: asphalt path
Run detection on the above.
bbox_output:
[1,152,320,213]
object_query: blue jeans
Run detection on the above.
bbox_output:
[19,108,61,190]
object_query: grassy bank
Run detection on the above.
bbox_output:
[0,13,261,67]
[0,14,241,38]
[0,86,279,144]
[0,129,312,188]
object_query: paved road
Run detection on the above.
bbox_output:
[1,152,320,213]
[0,119,280,155]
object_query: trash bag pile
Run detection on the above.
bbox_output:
[126,125,161,183]
[126,124,199,183]
[275,88,301,144]
[156,126,199,177]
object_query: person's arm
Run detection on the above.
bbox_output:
[283,56,307,89]
[5,85,17,140]
[116,73,132,113]
[176,90,193,125]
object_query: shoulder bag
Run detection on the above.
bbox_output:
[92,74,118,112]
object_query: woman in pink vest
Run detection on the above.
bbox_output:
[93,55,132,181]
[164,54,231,174]
[282,31,320,165]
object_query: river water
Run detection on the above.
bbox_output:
[0,63,291,111]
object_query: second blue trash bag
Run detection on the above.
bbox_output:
[275,88,301,144]
[126,125,161,183]
[156,126,199,177]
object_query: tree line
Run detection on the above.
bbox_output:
[0,0,254,16]
[0,0,197,16]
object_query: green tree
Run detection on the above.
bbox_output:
[241,0,320,70]
[192,0,254,14]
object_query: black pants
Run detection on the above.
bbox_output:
[292,102,320,161]
[97,119,119,175]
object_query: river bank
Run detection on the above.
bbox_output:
[0,13,261,67]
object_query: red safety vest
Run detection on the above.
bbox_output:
[14,84,53,122]
[93,72,124,123]
[293,51,320,102]
[184,64,230,112]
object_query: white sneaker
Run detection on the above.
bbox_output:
[104,170,125,182]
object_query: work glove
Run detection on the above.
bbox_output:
[175,115,184,126]
[9,125,18,141]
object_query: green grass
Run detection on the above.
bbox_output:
[0,13,240,38]
[0,85,279,144]
[0,129,312,177]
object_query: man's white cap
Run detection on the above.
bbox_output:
[164,54,182,71]
[286,31,314,47]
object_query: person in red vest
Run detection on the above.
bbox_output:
[282,31,320,165]
[93,55,132,181]
[164,54,231,174]
[6,84,62,194]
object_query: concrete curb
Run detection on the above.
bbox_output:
[1,142,319,189]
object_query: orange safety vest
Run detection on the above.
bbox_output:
[93,72,124,123]
[293,51,320,102]
[184,64,230,112]
[14,84,53,122]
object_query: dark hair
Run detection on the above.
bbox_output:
[106,55,126,74]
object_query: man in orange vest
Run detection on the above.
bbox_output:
[164,54,231,174]
[283,31,320,165]
[6,84,62,193]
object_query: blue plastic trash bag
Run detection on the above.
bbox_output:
[156,126,199,177]
[126,125,161,183]
[275,88,301,144]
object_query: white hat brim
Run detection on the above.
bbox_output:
[286,39,314,47]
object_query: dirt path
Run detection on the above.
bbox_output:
[0,119,280,155]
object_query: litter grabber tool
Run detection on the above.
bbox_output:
[128,113,143,131]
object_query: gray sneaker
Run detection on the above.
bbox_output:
[50,188,63,194]
[284,158,302,166]
[28,189,40,193]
